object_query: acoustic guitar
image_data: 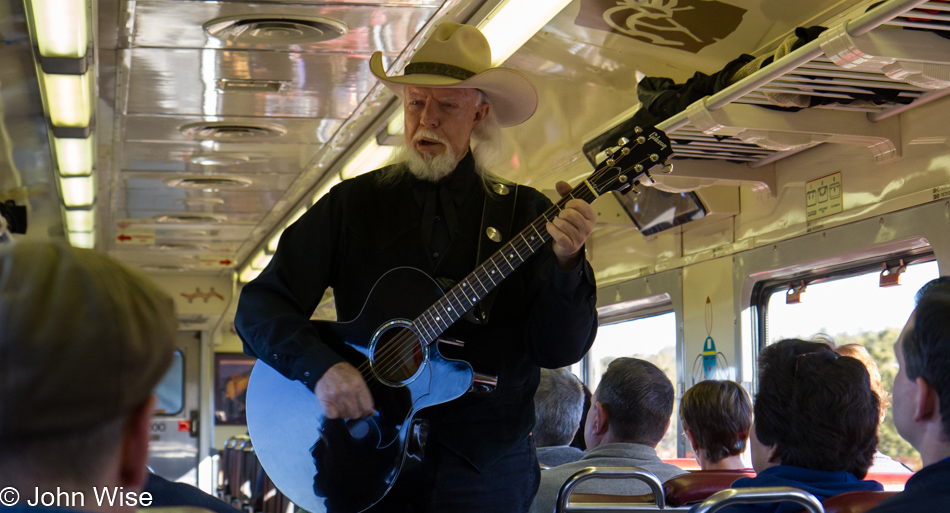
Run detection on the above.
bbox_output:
[245,126,674,513]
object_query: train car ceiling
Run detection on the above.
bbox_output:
[3,0,947,321]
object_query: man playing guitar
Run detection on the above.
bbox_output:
[236,22,598,513]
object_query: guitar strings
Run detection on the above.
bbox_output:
[354,143,658,391]
[358,149,652,389]
[361,154,647,388]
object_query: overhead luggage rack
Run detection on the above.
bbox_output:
[655,0,950,174]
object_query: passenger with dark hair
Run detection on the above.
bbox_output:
[0,242,178,513]
[868,278,950,512]
[702,339,883,513]
[833,343,911,474]
[534,368,585,467]
[680,380,752,471]
[530,358,686,513]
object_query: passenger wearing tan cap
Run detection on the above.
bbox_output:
[237,22,598,513]
[0,241,177,513]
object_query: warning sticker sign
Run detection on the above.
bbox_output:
[806,172,843,222]
[932,184,950,201]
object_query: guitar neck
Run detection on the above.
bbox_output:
[415,182,600,344]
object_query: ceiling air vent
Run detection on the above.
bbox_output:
[165,177,252,189]
[153,214,228,224]
[140,265,193,273]
[203,15,348,45]
[180,122,285,141]
[152,243,210,252]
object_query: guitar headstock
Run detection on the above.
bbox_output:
[587,126,674,197]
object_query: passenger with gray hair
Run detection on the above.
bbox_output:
[0,241,177,513]
[534,368,586,467]
[530,358,686,513]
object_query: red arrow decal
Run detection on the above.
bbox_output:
[117,234,132,242]
[219,259,233,266]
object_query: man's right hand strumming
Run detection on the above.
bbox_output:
[315,361,376,419]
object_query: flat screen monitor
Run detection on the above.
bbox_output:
[614,188,707,236]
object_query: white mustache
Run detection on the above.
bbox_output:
[412,130,450,147]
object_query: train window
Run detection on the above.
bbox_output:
[153,350,184,416]
[584,311,678,458]
[763,259,938,470]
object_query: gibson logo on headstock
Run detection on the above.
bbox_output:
[648,131,668,151]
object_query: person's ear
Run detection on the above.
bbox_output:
[685,429,698,451]
[472,100,489,126]
[119,396,156,489]
[914,377,938,423]
[765,443,779,465]
[591,402,610,436]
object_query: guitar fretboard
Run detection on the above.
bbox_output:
[413,182,600,345]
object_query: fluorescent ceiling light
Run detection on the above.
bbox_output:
[44,71,92,127]
[54,136,93,175]
[239,266,262,283]
[29,0,88,58]
[313,174,343,205]
[387,111,405,136]
[340,138,396,180]
[287,207,306,228]
[267,232,281,253]
[250,250,271,271]
[67,230,95,249]
[58,174,95,207]
[478,0,572,66]
[64,206,95,232]
[266,206,307,253]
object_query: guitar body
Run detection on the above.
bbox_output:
[247,126,674,512]
[246,267,475,513]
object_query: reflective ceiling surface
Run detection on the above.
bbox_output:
[10,0,940,278]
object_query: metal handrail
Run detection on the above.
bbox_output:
[692,487,825,513]
[555,466,666,513]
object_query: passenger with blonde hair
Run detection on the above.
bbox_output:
[833,343,911,474]
[680,380,752,471]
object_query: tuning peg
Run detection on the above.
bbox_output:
[633,164,644,173]
[638,173,655,187]
[636,136,646,144]
[620,147,630,156]
[663,163,674,174]
[649,154,659,162]
[634,126,643,134]
[606,158,616,166]
[604,148,613,157]
[618,174,628,184]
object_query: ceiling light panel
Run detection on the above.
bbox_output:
[53,136,93,175]
[43,71,92,127]
[67,230,96,248]
[29,0,88,58]
[58,174,96,207]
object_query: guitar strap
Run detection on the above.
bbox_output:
[467,179,519,325]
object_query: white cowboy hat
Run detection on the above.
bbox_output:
[370,22,539,127]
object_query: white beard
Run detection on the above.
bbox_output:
[403,130,459,182]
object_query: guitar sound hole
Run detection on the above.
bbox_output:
[371,325,425,384]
